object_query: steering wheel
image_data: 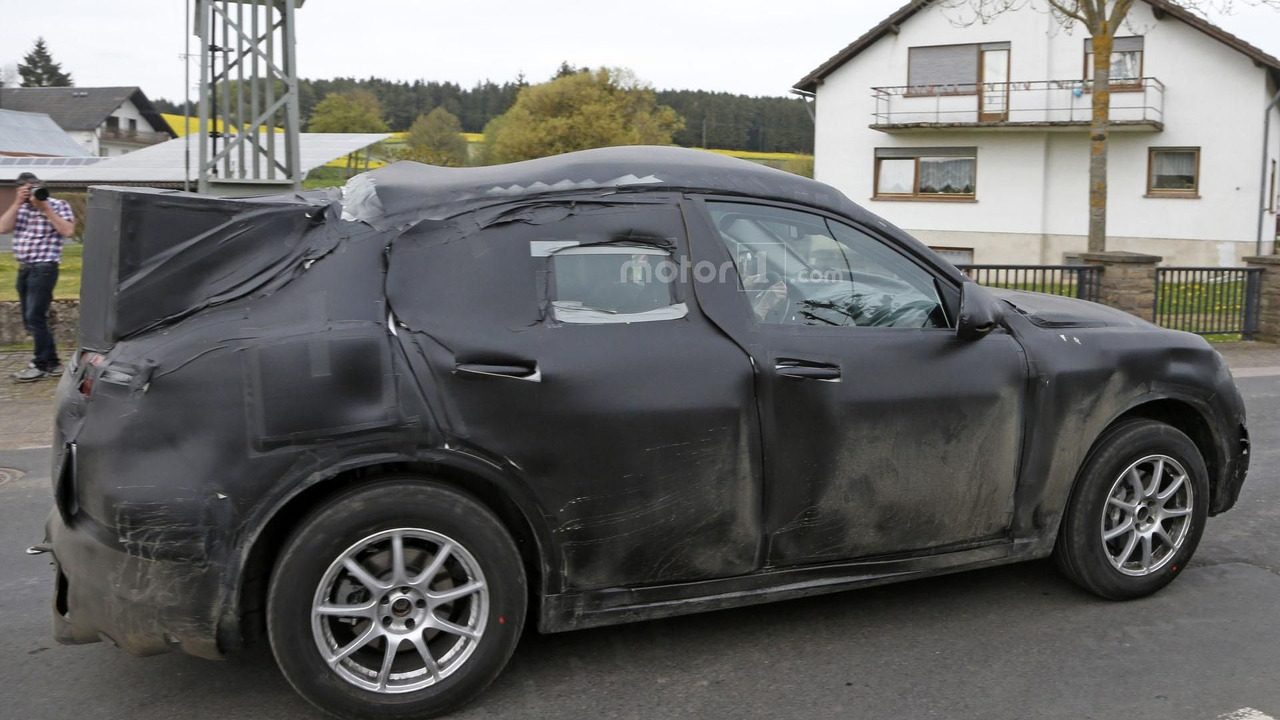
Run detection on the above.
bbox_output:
[751,269,792,324]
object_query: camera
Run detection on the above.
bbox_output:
[31,186,50,202]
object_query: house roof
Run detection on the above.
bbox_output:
[0,108,92,157]
[793,0,1280,92]
[46,132,391,184]
[0,86,176,137]
[0,156,104,182]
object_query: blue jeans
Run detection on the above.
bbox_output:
[16,262,59,370]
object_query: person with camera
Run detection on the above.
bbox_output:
[1,172,75,382]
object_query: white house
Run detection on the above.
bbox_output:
[794,0,1280,266]
[0,86,175,158]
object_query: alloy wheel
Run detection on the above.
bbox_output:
[1100,454,1194,577]
[310,528,489,694]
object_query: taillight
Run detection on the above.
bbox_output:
[78,378,94,397]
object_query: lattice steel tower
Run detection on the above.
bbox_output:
[193,0,303,194]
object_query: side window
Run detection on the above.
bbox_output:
[707,202,948,329]
[543,245,688,324]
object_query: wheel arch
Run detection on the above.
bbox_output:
[1089,396,1224,511]
[224,452,555,652]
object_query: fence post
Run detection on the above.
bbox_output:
[1243,256,1280,342]
[1080,251,1162,322]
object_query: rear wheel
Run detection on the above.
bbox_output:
[1054,419,1209,599]
[267,479,526,720]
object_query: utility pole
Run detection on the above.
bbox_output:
[193,0,304,195]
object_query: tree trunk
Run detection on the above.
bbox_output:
[1088,32,1113,253]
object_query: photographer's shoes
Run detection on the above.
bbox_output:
[11,362,62,382]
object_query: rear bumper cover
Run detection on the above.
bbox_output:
[46,509,223,659]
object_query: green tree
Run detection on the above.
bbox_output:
[307,90,388,177]
[307,90,389,133]
[553,61,589,79]
[18,38,73,87]
[403,107,468,166]
[483,68,684,164]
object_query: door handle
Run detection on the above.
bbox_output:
[774,362,841,381]
[454,362,542,382]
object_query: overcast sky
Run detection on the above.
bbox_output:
[5,0,1280,103]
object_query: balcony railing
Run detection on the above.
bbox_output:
[871,77,1164,131]
[100,127,172,146]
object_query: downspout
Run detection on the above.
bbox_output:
[1257,87,1280,256]
[790,88,816,124]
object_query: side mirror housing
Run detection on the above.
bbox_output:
[957,282,1004,341]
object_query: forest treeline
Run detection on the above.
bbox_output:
[154,74,814,154]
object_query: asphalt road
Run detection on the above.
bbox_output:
[2,375,1277,720]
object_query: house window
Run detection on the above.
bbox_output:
[128,118,137,132]
[106,116,119,129]
[1084,36,1144,89]
[908,44,979,95]
[1147,147,1200,197]
[874,148,977,200]
[906,43,1011,96]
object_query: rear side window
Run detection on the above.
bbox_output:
[546,246,688,324]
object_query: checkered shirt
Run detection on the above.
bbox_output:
[13,198,73,264]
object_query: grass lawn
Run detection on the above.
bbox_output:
[1154,279,1252,335]
[0,243,82,302]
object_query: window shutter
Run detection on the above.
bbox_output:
[876,147,977,159]
[908,45,979,88]
[1084,36,1144,51]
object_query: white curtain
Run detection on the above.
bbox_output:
[918,158,976,194]
[1152,151,1195,177]
[1111,51,1141,81]
[1086,50,1141,82]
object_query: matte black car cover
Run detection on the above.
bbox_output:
[46,145,1248,661]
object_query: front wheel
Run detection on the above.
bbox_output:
[1054,419,1209,600]
[267,479,526,720]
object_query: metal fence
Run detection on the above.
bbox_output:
[1154,267,1263,337]
[956,264,1101,302]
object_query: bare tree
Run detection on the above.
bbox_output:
[944,0,1280,253]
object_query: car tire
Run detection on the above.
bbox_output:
[267,478,526,720]
[1054,419,1209,600]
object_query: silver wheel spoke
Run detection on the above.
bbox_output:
[428,580,486,604]
[1154,524,1177,550]
[1162,506,1191,518]
[377,637,401,691]
[1103,517,1135,542]
[1157,473,1186,502]
[412,542,453,588]
[317,600,378,619]
[410,634,441,681]
[343,557,390,592]
[1126,468,1145,498]
[432,616,480,640]
[1140,534,1153,571]
[1146,458,1164,497]
[1107,496,1137,512]
[390,531,407,586]
[1116,532,1139,566]
[328,624,379,665]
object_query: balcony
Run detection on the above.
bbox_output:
[871,78,1164,132]
[100,127,172,146]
